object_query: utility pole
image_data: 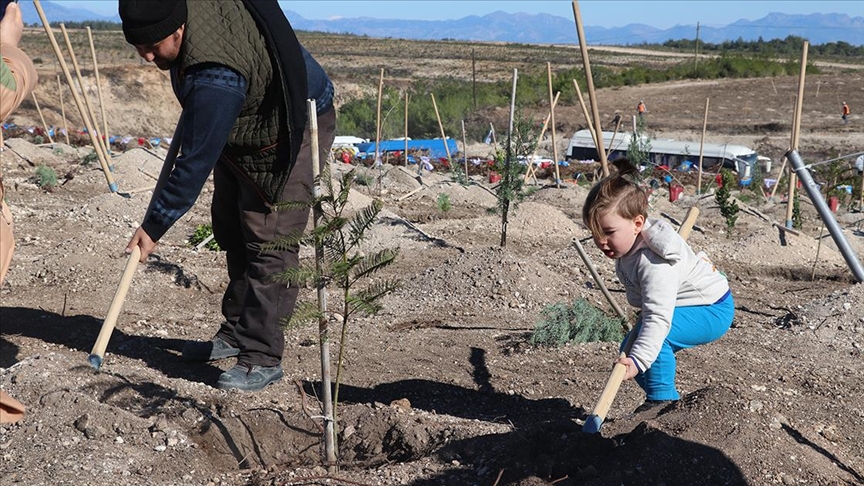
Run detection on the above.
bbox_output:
[694,22,700,70]
[472,48,477,111]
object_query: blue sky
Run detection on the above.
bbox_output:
[56,1,864,29]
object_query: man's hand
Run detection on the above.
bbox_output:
[616,356,640,381]
[0,3,24,48]
[126,227,157,263]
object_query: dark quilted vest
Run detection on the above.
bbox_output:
[181,0,288,202]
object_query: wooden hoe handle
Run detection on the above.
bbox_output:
[88,246,141,369]
[583,207,700,434]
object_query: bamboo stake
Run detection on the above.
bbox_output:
[490,122,497,147]
[859,159,864,211]
[785,41,808,228]
[86,26,109,153]
[430,93,452,163]
[404,91,409,166]
[60,24,109,160]
[546,63,561,187]
[57,75,70,145]
[33,1,116,192]
[31,93,54,144]
[604,116,622,160]
[811,222,825,280]
[307,98,336,472]
[697,98,710,195]
[770,98,799,200]
[524,91,560,184]
[461,119,468,180]
[571,79,598,153]
[571,0,608,177]
[374,68,383,166]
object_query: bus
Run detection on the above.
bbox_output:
[566,130,763,180]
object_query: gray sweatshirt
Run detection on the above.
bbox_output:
[616,219,730,372]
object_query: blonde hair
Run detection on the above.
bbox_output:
[582,158,649,239]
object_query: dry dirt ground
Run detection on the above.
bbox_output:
[2,46,864,486]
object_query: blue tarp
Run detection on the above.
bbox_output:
[356,138,458,159]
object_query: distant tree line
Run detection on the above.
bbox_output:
[659,35,863,58]
[338,54,819,141]
[43,21,122,30]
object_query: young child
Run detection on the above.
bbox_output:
[582,158,734,411]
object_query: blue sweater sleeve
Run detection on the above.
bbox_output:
[141,65,246,241]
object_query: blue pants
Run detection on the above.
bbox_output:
[622,294,735,401]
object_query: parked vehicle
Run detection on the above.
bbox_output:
[566,130,761,180]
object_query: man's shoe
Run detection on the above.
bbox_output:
[217,364,284,391]
[634,399,676,413]
[181,337,240,362]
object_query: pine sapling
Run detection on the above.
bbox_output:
[716,168,740,237]
[264,165,400,457]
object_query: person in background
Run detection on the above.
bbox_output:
[841,102,850,124]
[0,0,37,424]
[582,158,734,412]
[118,0,336,391]
[636,100,647,120]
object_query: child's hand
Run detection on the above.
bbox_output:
[616,356,639,380]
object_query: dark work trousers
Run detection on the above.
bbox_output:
[211,107,336,367]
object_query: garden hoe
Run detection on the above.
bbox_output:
[582,206,700,434]
[88,246,140,369]
[88,124,182,369]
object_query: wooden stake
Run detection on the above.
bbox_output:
[31,93,54,144]
[697,98,710,195]
[461,119,468,180]
[59,23,110,162]
[604,116,622,160]
[571,0,608,177]
[785,41,808,228]
[770,78,778,96]
[86,26,110,153]
[859,159,864,211]
[571,79,598,155]
[404,91,409,166]
[375,68,383,166]
[524,91,560,184]
[430,93,452,163]
[490,122,497,147]
[811,222,825,280]
[32,1,115,191]
[57,75,70,145]
[546,63,561,187]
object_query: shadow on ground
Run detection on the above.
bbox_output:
[0,306,223,385]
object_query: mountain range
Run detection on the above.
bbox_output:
[19,2,864,46]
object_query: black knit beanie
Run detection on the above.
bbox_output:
[119,0,187,45]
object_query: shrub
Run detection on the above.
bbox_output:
[436,192,451,212]
[188,224,220,251]
[35,165,57,190]
[81,150,98,166]
[530,298,625,346]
